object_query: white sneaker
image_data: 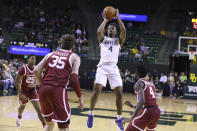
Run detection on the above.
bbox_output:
[16,118,21,127]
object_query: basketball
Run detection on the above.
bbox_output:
[103,6,116,20]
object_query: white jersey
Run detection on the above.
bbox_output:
[97,36,120,66]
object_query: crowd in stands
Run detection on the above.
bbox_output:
[0,56,187,99]
[0,59,23,95]
[119,32,158,63]
[2,0,88,57]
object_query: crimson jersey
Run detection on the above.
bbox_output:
[18,64,36,92]
[137,78,158,107]
[41,49,73,87]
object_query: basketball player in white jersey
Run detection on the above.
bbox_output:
[87,9,126,131]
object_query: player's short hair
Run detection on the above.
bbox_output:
[28,54,36,59]
[137,65,147,78]
[60,34,75,50]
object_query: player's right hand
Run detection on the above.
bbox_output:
[20,93,27,102]
[103,17,109,22]
[124,101,134,108]
[78,98,84,110]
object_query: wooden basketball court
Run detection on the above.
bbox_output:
[0,90,197,131]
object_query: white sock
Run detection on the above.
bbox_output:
[89,111,94,116]
[117,115,122,120]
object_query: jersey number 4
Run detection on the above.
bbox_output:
[149,86,156,98]
[109,46,112,52]
[49,55,67,69]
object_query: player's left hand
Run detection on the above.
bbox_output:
[115,9,120,19]
[122,118,132,126]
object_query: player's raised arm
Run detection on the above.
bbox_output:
[116,9,126,46]
[97,17,109,44]
[70,53,84,109]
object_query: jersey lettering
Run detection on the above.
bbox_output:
[150,86,156,98]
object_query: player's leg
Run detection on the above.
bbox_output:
[44,121,55,131]
[58,128,69,131]
[16,104,26,126]
[108,73,123,131]
[146,108,160,131]
[31,100,46,127]
[17,92,28,126]
[89,83,103,111]
[52,88,71,131]
[114,86,123,116]
[29,88,46,127]
[87,67,107,128]
[39,86,54,130]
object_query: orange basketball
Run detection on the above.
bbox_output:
[103,6,116,21]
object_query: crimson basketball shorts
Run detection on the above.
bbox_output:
[126,108,160,131]
[39,85,70,125]
[19,88,39,104]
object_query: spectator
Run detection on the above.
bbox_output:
[76,24,82,37]
[168,72,175,97]
[131,46,141,62]
[159,73,168,94]
[5,68,15,95]
[179,72,187,86]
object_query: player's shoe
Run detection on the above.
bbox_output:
[87,115,93,128]
[115,119,124,131]
[16,118,21,127]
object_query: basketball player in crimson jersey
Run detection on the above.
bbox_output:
[15,55,46,127]
[34,34,84,131]
[87,9,126,131]
[122,65,160,131]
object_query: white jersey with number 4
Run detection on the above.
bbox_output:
[97,36,120,66]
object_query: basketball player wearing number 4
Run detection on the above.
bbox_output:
[87,9,126,131]
[122,66,160,131]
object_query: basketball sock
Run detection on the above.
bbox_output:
[117,115,122,120]
[89,111,94,116]
[18,115,22,119]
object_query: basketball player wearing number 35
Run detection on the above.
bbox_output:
[87,9,126,131]
[34,34,84,131]
[122,65,160,131]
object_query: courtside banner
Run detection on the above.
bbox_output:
[9,45,50,56]
[184,65,197,99]
[101,12,147,22]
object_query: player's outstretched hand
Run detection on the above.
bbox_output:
[103,17,109,22]
[115,9,120,19]
[122,118,132,126]
[124,101,135,108]
[78,98,84,110]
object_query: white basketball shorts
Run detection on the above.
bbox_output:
[94,65,123,89]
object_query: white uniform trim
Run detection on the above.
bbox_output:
[52,88,70,123]
[147,127,156,130]
[132,108,147,131]
[23,65,26,76]
[29,99,39,102]
[42,112,53,117]
[26,64,34,73]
